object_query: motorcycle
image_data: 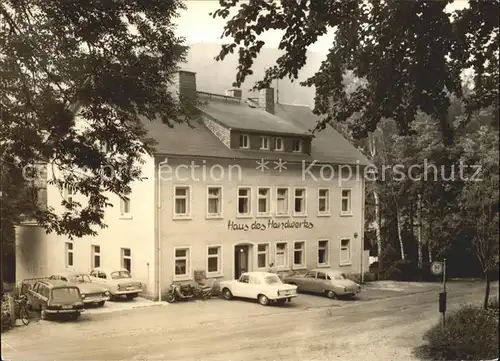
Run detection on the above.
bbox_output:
[193,283,213,300]
[165,281,214,303]
[165,283,195,303]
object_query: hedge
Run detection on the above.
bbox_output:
[414,300,499,360]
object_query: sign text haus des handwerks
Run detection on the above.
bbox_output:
[228,219,314,231]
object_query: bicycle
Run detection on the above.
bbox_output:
[15,294,30,326]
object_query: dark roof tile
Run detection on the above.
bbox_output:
[143,95,371,166]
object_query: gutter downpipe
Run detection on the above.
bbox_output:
[360,171,366,284]
[157,159,162,301]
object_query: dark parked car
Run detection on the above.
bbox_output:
[27,279,84,320]
[284,268,361,299]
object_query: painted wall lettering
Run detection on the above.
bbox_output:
[227,219,314,231]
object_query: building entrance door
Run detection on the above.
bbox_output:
[234,245,250,279]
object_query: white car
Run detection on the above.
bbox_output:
[219,272,298,306]
[89,268,142,300]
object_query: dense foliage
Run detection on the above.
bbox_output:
[0,0,190,238]
[212,0,499,144]
[415,301,499,360]
[213,0,499,305]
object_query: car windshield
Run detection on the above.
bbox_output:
[110,271,131,279]
[264,275,282,284]
[72,275,91,283]
[333,273,346,280]
[52,288,80,303]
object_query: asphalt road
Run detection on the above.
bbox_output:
[2,281,498,361]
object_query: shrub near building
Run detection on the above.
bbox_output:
[414,299,499,360]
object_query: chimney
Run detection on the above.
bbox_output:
[259,87,274,114]
[174,70,197,101]
[225,88,242,99]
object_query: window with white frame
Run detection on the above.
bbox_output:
[257,244,269,268]
[257,187,271,215]
[121,248,131,272]
[274,137,284,151]
[120,193,131,215]
[91,245,101,268]
[292,139,303,152]
[293,241,305,267]
[237,187,251,216]
[207,246,221,274]
[65,242,73,267]
[318,188,330,215]
[239,134,249,148]
[340,239,351,264]
[207,186,222,217]
[275,242,288,268]
[174,248,190,277]
[174,186,190,217]
[341,189,352,214]
[318,240,329,265]
[276,187,289,215]
[294,188,306,215]
[260,136,270,150]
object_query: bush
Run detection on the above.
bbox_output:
[415,304,499,360]
[488,297,499,316]
[380,260,420,281]
[1,294,13,333]
[364,272,377,282]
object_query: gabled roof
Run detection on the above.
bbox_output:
[141,94,371,166]
[274,104,371,166]
[199,95,311,136]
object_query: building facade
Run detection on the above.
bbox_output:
[16,71,371,300]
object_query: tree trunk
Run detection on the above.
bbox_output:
[373,190,383,280]
[417,194,423,268]
[427,218,433,263]
[368,133,384,277]
[483,271,491,310]
[396,206,405,260]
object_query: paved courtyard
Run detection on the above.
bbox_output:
[2,281,497,361]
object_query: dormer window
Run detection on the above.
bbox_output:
[260,136,270,150]
[293,139,303,152]
[239,134,250,149]
[274,137,284,151]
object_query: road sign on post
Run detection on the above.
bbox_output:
[431,259,447,329]
[430,261,443,276]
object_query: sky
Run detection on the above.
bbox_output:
[174,0,470,53]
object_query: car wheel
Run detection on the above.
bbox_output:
[276,299,286,306]
[258,294,269,306]
[326,290,337,299]
[222,288,233,300]
[97,301,105,307]
[165,291,176,303]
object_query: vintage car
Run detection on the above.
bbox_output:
[89,268,142,300]
[49,272,110,307]
[284,268,361,299]
[219,272,298,306]
[27,279,84,320]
